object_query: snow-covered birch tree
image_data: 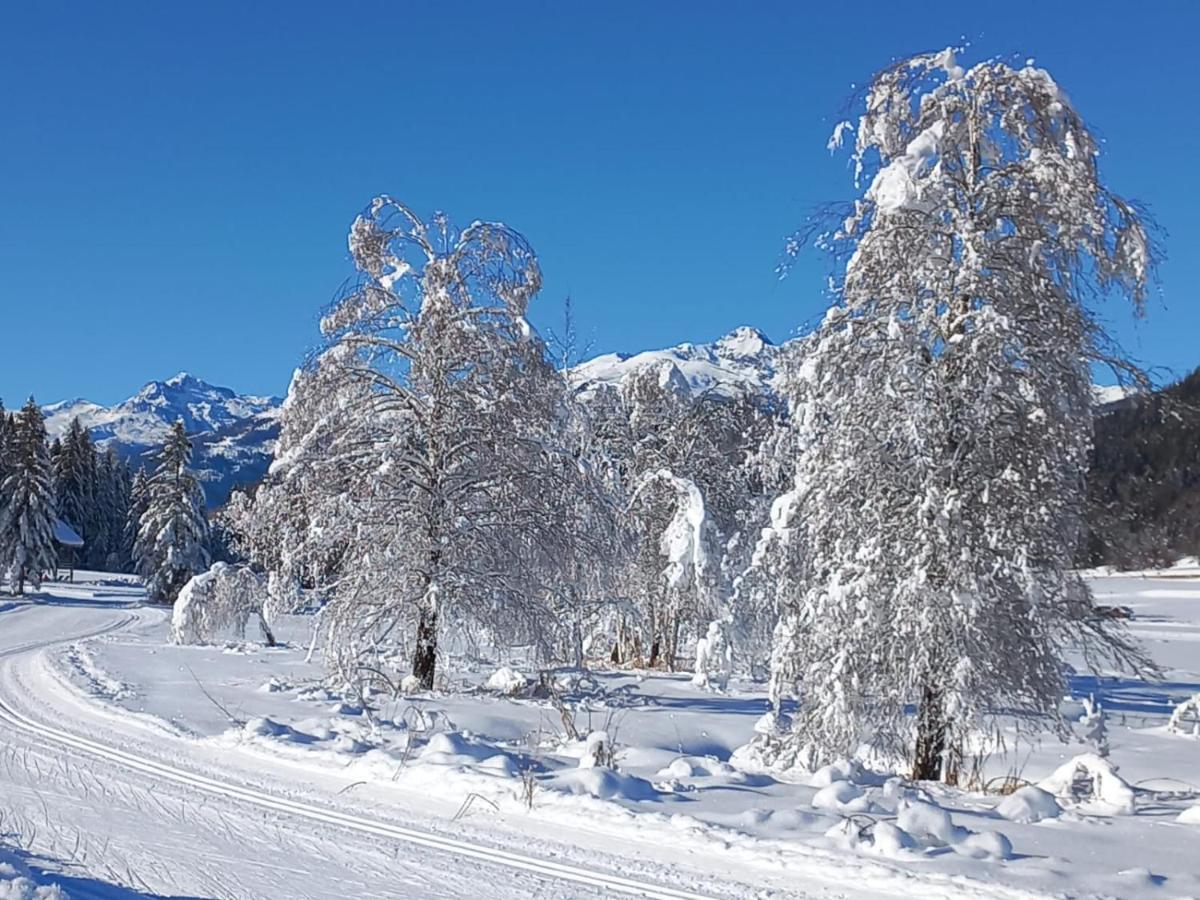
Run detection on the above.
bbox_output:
[760,50,1157,780]
[591,363,771,669]
[275,197,597,690]
[134,420,210,603]
[0,398,56,594]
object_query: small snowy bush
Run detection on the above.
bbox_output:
[172,563,274,646]
[1167,692,1200,737]
[691,618,732,690]
[1037,753,1136,815]
[484,666,528,695]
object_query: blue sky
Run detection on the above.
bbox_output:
[2,1,1196,406]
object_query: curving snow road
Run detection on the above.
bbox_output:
[0,596,806,900]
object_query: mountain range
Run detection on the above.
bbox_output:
[42,327,1133,508]
[43,373,282,507]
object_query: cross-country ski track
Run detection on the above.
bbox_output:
[0,596,1051,900]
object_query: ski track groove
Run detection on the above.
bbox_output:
[0,609,716,900]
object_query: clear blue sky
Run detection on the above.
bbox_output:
[2,1,1196,406]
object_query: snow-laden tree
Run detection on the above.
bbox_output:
[95,448,133,571]
[134,421,210,603]
[0,398,57,594]
[589,362,771,669]
[759,50,1156,780]
[123,467,150,569]
[172,562,275,646]
[273,197,598,690]
[53,418,96,546]
[0,400,12,518]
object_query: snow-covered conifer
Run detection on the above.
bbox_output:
[759,50,1155,779]
[0,398,57,594]
[123,467,149,569]
[134,421,210,603]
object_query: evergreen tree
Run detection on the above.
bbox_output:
[95,448,133,570]
[0,400,12,512]
[124,467,150,570]
[0,398,57,594]
[134,421,210,603]
[54,418,95,547]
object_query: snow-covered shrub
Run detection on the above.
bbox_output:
[1167,692,1200,737]
[172,562,273,646]
[1037,753,1136,815]
[484,666,528,695]
[691,617,733,690]
[579,730,616,769]
[1079,695,1110,756]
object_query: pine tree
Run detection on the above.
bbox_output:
[0,400,12,512]
[759,50,1155,780]
[124,466,150,569]
[134,421,210,603]
[95,448,133,570]
[54,418,95,549]
[0,398,57,594]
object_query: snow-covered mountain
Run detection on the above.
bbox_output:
[44,373,281,507]
[570,326,785,399]
[42,331,1132,508]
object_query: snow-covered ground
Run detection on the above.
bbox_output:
[1,566,1199,898]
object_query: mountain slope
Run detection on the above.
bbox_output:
[44,374,281,508]
[570,326,784,399]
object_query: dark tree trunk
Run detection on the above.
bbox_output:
[648,638,660,669]
[257,613,277,648]
[412,606,438,690]
[912,682,948,781]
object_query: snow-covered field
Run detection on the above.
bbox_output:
[1,566,1198,899]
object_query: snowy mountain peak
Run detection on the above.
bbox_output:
[715,326,773,360]
[570,327,786,400]
[44,376,283,507]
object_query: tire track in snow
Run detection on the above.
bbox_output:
[0,611,716,900]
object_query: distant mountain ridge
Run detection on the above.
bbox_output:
[43,373,282,508]
[42,329,1137,509]
[570,326,784,399]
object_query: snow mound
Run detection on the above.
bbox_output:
[811,780,870,813]
[655,756,736,780]
[996,786,1062,824]
[868,820,915,857]
[1037,753,1136,815]
[897,799,1012,861]
[418,732,519,776]
[484,666,528,695]
[549,768,659,802]
[809,759,865,788]
[1177,804,1200,825]
[0,848,68,899]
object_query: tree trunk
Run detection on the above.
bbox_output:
[412,606,438,690]
[257,612,277,648]
[912,682,948,781]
